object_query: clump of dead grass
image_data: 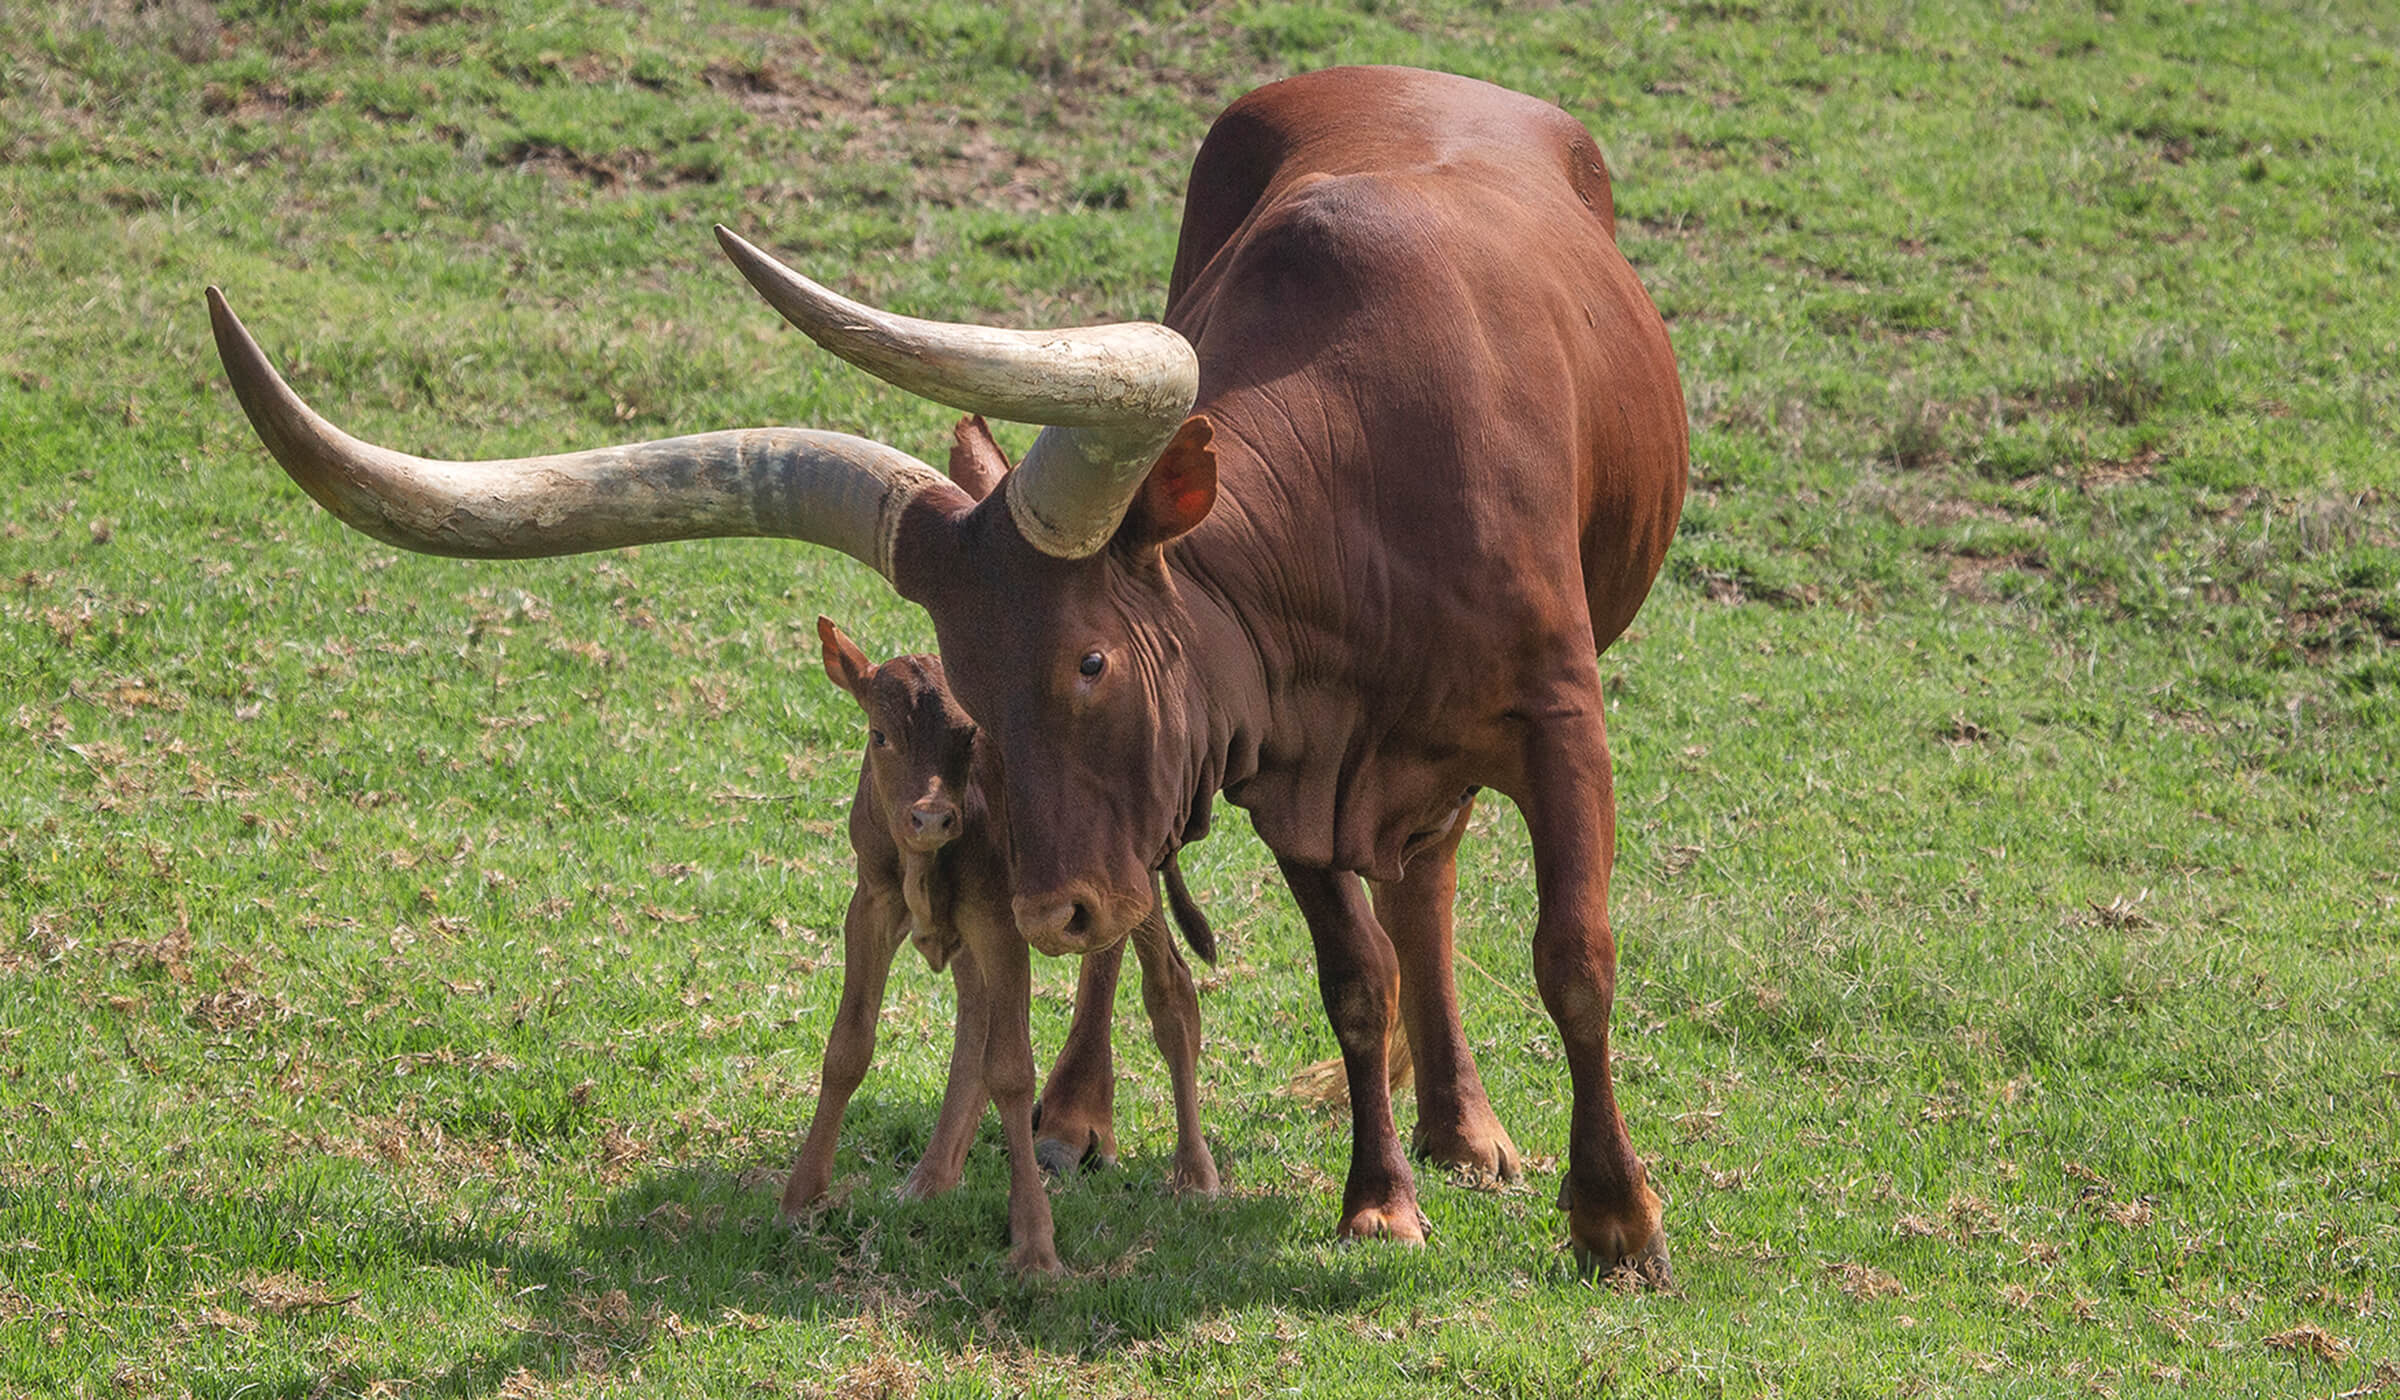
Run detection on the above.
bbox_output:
[2261,1320,2351,1363]
[1825,1260,1909,1301]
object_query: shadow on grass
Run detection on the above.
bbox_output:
[148,1095,1411,1394]
[410,1105,1390,1393]
[8,1091,1434,1397]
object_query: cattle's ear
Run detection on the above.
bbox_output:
[817,615,873,697]
[1121,414,1218,549]
[946,414,1012,503]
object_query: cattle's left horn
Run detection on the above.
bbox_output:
[206,287,944,580]
[716,225,1198,560]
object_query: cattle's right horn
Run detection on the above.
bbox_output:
[715,226,1198,560]
[207,287,945,582]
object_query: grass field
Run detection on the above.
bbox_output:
[4,0,2397,1394]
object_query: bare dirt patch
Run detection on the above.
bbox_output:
[198,81,300,121]
[497,139,719,191]
[2075,445,2168,490]
[1941,551,2046,604]
[702,56,830,117]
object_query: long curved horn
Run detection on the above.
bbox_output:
[207,288,944,580]
[714,226,1198,560]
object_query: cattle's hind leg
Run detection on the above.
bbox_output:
[1371,792,1522,1185]
[1281,859,1425,1244]
[783,881,907,1217]
[1031,941,1123,1176]
[1518,699,1668,1283]
[1129,909,1219,1195]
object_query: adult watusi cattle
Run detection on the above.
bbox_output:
[206,65,1688,1279]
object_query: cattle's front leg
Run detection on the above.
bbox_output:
[1128,909,1219,1195]
[1519,703,1669,1283]
[899,945,990,1200]
[1370,791,1522,1185]
[1031,939,1123,1176]
[1279,859,1425,1244]
[783,881,907,1217]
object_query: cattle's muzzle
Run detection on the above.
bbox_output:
[1012,885,1140,958]
[901,799,960,853]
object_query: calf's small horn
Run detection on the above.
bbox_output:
[206,287,942,581]
[715,225,1199,560]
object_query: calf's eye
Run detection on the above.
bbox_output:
[869,729,888,747]
[1078,652,1105,678]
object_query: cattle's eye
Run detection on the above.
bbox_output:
[869,729,888,748]
[1078,652,1105,678]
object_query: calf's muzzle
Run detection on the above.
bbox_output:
[903,799,960,851]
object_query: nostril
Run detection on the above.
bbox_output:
[908,806,957,837]
[1064,902,1092,938]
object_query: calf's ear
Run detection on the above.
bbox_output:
[1121,414,1217,549]
[817,615,873,697]
[946,414,1013,503]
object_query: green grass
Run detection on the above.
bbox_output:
[4,0,2397,1395]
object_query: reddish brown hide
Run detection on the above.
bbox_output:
[786,617,1219,1273]
[878,69,1686,1277]
[211,66,1686,1280]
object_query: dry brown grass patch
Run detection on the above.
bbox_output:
[2262,1321,2352,1363]
[1826,1260,1909,1301]
[238,1272,361,1317]
[2082,893,2160,931]
[185,988,286,1033]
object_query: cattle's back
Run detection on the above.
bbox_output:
[1167,66,1616,312]
[1164,66,1682,655]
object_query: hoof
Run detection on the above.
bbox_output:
[1167,1151,1222,1198]
[1033,1136,1085,1179]
[894,1161,959,1202]
[1029,1099,1117,1171]
[1560,1170,1670,1286]
[1033,1129,1112,1179]
[1005,1240,1065,1278]
[778,1169,829,1221]
[1335,1203,1431,1245]
[1413,1118,1524,1188]
[1576,1231,1673,1289]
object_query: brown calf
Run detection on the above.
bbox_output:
[783,615,1219,1272]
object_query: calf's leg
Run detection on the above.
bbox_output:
[1370,792,1522,1184]
[1280,859,1425,1244]
[1128,909,1218,1195]
[782,881,907,1216]
[898,944,990,1199]
[961,923,1062,1276]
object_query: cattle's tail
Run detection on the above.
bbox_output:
[1161,856,1216,966]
